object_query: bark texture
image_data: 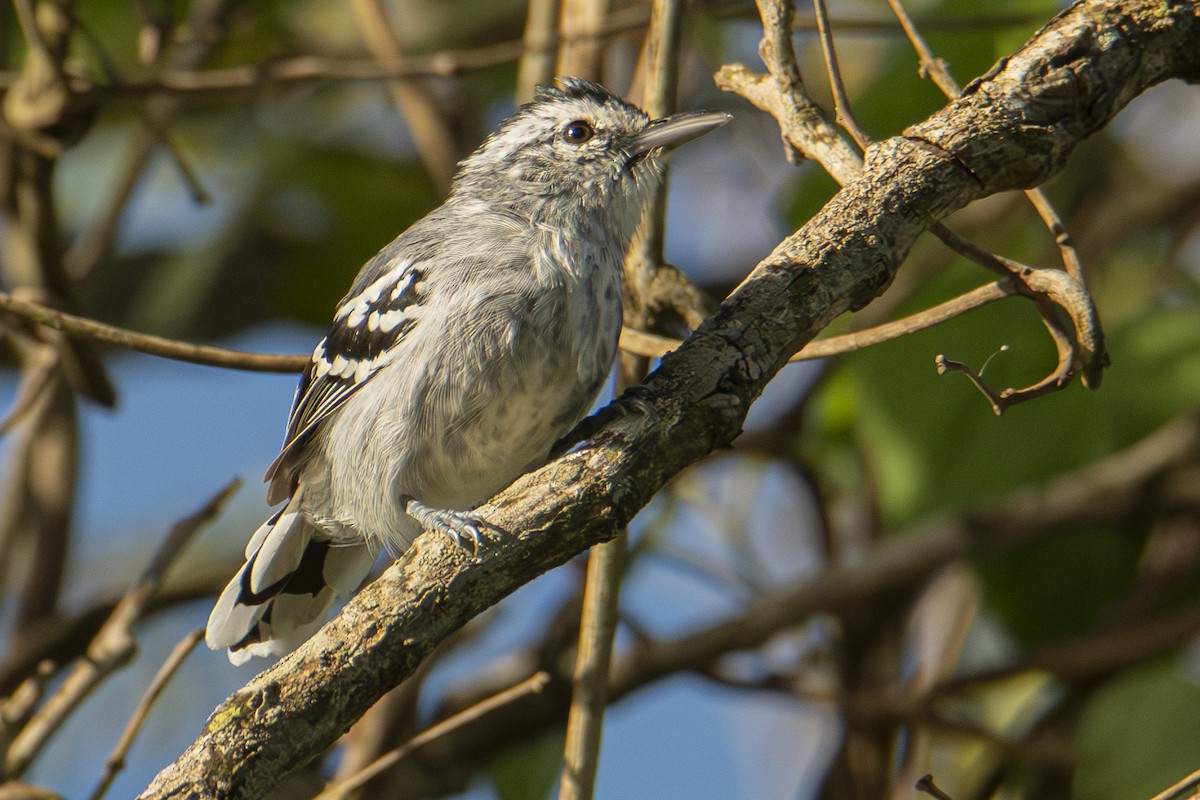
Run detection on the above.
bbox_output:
[139,0,1200,796]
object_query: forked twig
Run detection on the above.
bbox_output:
[720,0,1107,412]
[936,268,1107,414]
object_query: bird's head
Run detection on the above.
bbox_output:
[452,78,729,223]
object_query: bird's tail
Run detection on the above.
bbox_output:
[205,488,377,665]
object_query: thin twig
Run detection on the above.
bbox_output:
[0,290,308,372]
[0,342,58,434]
[935,354,1009,414]
[87,628,205,800]
[314,672,551,800]
[3,480,240,778]
[811,0,870,150]
[626,279,1013,363]
[1024,188,1086,282]
[1150,766,1200,800]
[133,111,210,205]
[883,0,959,96]
[559,531,626,800]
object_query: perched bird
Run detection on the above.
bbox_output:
[206,78,730,664]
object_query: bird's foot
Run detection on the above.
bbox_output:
[404,498,487,552]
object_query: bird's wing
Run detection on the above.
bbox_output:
[264,258,426,503]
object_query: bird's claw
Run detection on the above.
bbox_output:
[404,498,487,552]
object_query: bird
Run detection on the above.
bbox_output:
[205,77,730,664]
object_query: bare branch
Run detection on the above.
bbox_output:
[559,535,624,800]
[0,282,1010,378]
[0,290,307,373]
[561,5,684,797]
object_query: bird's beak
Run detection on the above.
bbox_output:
[631,110,732,154]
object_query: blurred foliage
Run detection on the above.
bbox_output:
[490,729,564,800]
[1077,659,1200,800]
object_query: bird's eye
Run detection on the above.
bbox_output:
[563,120,594,144]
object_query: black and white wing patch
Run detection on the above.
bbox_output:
[264,261,424,502]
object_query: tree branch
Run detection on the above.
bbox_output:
[137,1,1200,795]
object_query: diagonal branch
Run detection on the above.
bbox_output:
[138,1,1200,796]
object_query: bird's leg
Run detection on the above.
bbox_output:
[403,498,487,552]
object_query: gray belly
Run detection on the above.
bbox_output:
[413,351,604,509]
[314,310,616,548]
